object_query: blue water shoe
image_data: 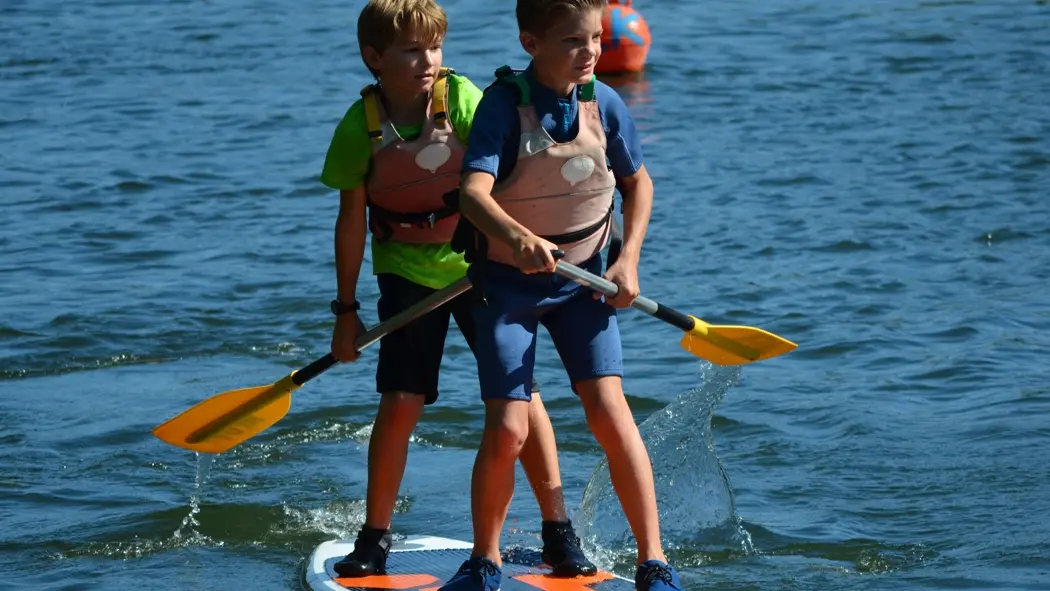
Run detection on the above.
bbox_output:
[635,560,683,591]
[439,556,502,591]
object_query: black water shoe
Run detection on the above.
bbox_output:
[333,525,392,577]
[541,520,598,577]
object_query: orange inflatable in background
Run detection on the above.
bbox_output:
[597,0,651,74]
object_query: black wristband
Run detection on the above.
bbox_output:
[330,299,361,315]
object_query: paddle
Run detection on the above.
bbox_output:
[154,248,794,454]
[152,276,473,454]
[552,254,798,365]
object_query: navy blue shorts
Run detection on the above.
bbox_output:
[469,254,623,402]
[375,273,539,404]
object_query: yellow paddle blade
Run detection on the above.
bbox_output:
[681,315,798,366]
[152,374,299,454]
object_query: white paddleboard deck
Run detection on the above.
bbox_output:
[306,534,634,590]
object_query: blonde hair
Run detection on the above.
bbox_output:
[357,0,448,77]
[516,0,606,37]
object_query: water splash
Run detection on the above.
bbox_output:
[173,452,217,544]
[575,363,753,570]
[54,453,224,561]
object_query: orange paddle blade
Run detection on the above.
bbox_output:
[152,374,298,454]
[681,317,798,365]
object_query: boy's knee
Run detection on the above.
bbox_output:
[578,380,633,445]
[378,391,426,426]
[485,403,530,456]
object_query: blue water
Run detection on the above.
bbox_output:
[3,0,1050,589]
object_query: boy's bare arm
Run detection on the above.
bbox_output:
[334,187,368,302]
[600,164,653,307]
[615,163,654,265]
[330,187,368,361]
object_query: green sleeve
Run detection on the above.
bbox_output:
[447,73,484,146]
[320,100,372,190]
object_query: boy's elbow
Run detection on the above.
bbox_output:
[458,172,494,208]
[617,164,652,198]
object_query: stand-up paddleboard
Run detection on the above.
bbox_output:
[306,535,634,590]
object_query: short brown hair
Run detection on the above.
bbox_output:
[357,0,448,76]
[516,0,606,37]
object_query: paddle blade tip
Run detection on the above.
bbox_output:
[681,323,798,365]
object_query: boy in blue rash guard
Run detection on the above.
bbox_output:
[438,1,683,590]
[322,0,595,579]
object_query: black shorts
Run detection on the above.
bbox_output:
[375,273,539,404]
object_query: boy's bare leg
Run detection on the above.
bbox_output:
[365,391,426,529]
[518,391,567,522]
[335,390,425,577]
[471,398,531,565]
[575,375,667,565]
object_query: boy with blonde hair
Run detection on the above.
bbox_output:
[437,0,682,589]
[320,0,594,579]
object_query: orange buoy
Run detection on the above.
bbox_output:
[597,0,651,74]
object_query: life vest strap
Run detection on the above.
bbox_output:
[360,84,384,144]
[431,67,452,124]
[449,201,613,265]
[367,199,459,243]
[360,66,456,145]
[492,64,596,106]
[537,201,613,245]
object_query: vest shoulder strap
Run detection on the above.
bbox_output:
[493,65,532,106]
[491,65,597,105]
[430,66,453,125]
[578,76,596,102]
[361,68,455,144]
[360,84,384,145]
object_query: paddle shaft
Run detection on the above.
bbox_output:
[291,275,473,387]
[553,260,696,333]
[182,276,473,446]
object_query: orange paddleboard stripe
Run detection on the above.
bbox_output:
[333,570,618,590]
[333,574,439,589]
